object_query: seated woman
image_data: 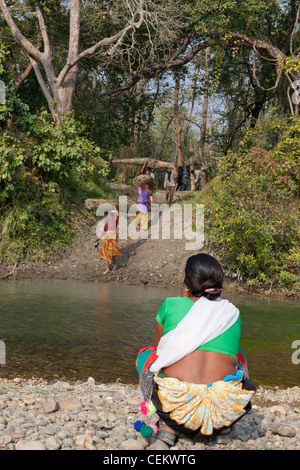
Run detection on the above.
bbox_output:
[136,253,256,444]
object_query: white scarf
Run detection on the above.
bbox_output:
[150,296,240,373]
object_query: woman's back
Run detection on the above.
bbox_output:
[162,349,238,385]
[156,296,240,385]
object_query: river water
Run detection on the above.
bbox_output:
[0,280,299,388]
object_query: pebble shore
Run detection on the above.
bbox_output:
[0,377,299,451]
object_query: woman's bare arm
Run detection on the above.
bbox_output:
[152,322,164,349]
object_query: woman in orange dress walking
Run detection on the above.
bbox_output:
[96,205,121,274]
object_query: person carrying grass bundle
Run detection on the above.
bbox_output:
[133,178,152,231]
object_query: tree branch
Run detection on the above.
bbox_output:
[252,47,283,91]
[182,116,201,129]
[0,0,44,62]
[290,0,300,55]
[57,0,146,87]
[99,36,211,98]
[67,0,80,65]
[28,57,55,116]
[35,2,51,57]
[13,61,33,94]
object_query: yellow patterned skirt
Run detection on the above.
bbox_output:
[100,236,121,262]
[153,371,255,436]
[135,211,148,231]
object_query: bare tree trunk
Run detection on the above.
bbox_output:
[208,114,216,163]
[56,0,80,121]
[159,114,174,159]
[135,80,147,145]
[13,61,33,95]
[92,69,97,93]
[198,47,210,169]
[183,73,197,156]
[189,139,195,169]
[174,71,184,167]
[0,0,147,124]
[144,77,160,143]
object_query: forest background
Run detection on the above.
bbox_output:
[0,0,299,293]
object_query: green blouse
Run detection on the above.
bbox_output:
[156,297,241,358]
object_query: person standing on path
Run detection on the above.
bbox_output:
[176,166,183,191]
[96,206,121,275]
[164,168,178,204]
[145,167,155,206]
[181,165,191,191]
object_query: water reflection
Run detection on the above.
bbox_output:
[0,280,299,387]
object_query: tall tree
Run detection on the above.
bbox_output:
[198,47,210,166]
[0,0,181,123]
[174,71,183,167]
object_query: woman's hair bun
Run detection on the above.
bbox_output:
[199,279,223,300]
[184,254,224,300]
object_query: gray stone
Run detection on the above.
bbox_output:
[16,440,46,450]
[41,397,59,413]
[57,430,68,440]
[147,439,170,450]
[271,423,296,437]
[74,435,85,447]
[119,438,145,451]
[85,441,96,450]
[89,413,100,423]
[96,431,109,439]
[1,434,13,446]
[42,425,56,436]
[62,438,74,447]
[57,396,81,411]
[45,436,62,450]
[192,442,206,450]
[270,405,290,416]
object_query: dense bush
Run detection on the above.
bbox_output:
[0,111,111,262]
[201,116,299,291]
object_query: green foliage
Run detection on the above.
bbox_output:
[0,39,9,75]
[279,55,300,75]
[0,110,111,262]
[0,110,109,187]
[200,116,300,290]
[184,0,276,36]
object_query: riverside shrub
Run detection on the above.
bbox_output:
[202,117,299,290]
[0,111,110,262]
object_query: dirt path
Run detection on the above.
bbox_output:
[0,185,242,294]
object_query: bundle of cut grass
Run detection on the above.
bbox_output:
[133,174,156,192]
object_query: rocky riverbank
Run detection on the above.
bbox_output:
[0,376,299,451]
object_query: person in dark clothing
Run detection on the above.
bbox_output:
[181,165,191,191]
[176,166,183,191]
